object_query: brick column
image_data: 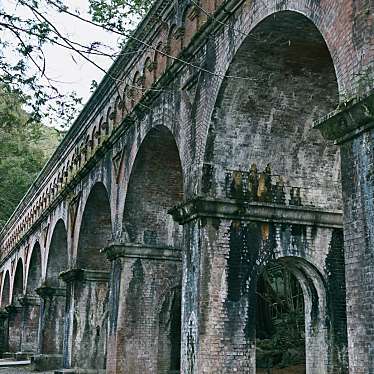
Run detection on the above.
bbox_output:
[60,269,109,372]
[316,90,374,374]
[5,304,22,354]
[0,310,9,354]
[19,295,40,354]
[30,285,66,370]
[103,243,182,374]
[169,197,344,374]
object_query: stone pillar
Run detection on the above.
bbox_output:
[19,294,40,354]
[103,243,182,374]
[169,197,345,374]
[0,310,9,354]
[30,285,66,370]
[6,304,23,353]
[315,90,374,373]
[60,268,110,371]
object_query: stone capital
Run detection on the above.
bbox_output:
[59,268,110,283]
[168,197,342,228]
[102,243,182,262]
[5,304,22,315]
[35,285,66,299]
[18,294,40,307]
[314,89,374,144]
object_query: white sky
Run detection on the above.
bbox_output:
[2,0,126,127]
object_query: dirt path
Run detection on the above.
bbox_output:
[257,364,306,374]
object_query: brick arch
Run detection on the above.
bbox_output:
[26,241,42,294]
[45,219,68,287]
[0,271,10,307]
[76,182,112,270]
[122,125,184,247]
[200,9,341,211]
[256,256,330,372]
[11,258,24,303]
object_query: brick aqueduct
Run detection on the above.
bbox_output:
[0,0,373,373]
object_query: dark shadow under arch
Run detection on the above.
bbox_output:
[123,125,184,248]
[26,242,42,294]
[46,220,68,287]
[1,272,10,308]
[12,259,24,303]
[77,182,112,270]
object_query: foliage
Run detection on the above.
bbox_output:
[0,0,150,127]
[0,85,61,229]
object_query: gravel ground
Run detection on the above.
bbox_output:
[0,365,53,374]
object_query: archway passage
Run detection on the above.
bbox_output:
[112,126,183,373]
[123,125,184,247]
[77,182,112,270]
[69,182,113,369]
[205,11,341,211]
[40,220,68,355]
[256,262,305,374]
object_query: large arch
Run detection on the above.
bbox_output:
[12,259,24,303]
[39,219,68,356]
[1,271,10,308]
[111,125,183,373]
[26,242,42,294]
[46,219,68,287]
[203,10,341,211]
[68,182,113,370]
[123,125,184,247]
[76,182,112,270]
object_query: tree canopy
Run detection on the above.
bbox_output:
[0,85,61,229]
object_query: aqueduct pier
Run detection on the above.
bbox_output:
[0,0,373,372]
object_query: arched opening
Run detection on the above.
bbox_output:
[77,182,112,270]
[205,11,341,211]
[71,182,112,369]
[123,125,183,247]
[12,259,24,303]
[118,125,183,372]
[41,220,68,355]
[256,262,305,373]
[46,220,68,287]
[26,242,42,294]
[201,11,346,373]
[1,272,10,308]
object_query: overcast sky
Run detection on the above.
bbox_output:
[2,0,124,127]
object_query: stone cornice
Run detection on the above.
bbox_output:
[102,243,182,261]
[59,268,110,283]
[168,197,343,228]
[314,89,374,144]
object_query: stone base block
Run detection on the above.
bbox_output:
[2,352,15,359]
[15,351,33,360]
[31,354,63,371]
[54,370,106,374]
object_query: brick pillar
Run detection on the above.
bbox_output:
[19,295,40,354]
[169,197,346,374]
[60,269,109,371]
[29,286,66,370]
[5,304,22,353]
[316,90,374,373]
[103,243,182,374]
[0,310,9,354]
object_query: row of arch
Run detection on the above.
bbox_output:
[1,0,225,253]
